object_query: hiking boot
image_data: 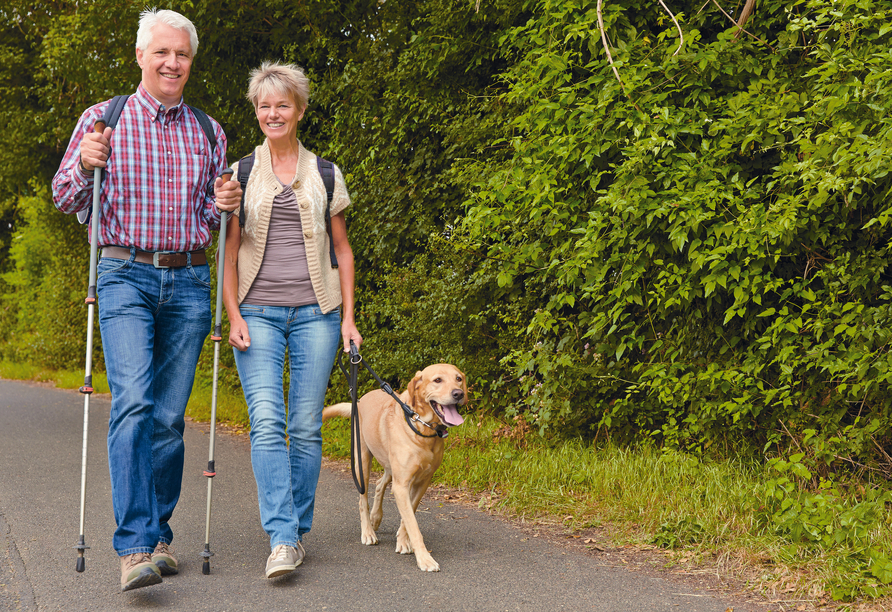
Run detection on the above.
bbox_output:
[265,543,303,578]
[152,542,178,576]
[120,552,162,592]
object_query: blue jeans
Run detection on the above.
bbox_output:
[97,250,210,555]
[233,304,340,549]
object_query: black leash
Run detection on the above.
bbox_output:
[337,342,448,494]
[338,341,365,494]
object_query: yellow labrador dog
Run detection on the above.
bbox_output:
[323,364,467,572]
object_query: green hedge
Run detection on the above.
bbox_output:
[4,0,892,467]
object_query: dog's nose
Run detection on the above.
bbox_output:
[452,389,464,401]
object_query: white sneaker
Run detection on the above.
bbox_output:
[265,544,302,578]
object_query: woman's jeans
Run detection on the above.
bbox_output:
[233,303,340,549]
[97,252,210,555]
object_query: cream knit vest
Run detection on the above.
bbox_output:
[233,140,350,313]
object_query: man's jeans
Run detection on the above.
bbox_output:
[232,304,340,549]
[97,251,210,555]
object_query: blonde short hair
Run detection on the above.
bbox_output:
[136,8,199,57]
[247,61,310,110]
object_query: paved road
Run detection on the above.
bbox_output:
[0,379,760,611]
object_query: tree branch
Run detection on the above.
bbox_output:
[656,0,684,56]
[733,0,756,40]
[710,0,774,50]
[597,0,627,94]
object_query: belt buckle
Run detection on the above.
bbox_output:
[152,252,171,269]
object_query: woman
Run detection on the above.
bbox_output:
[222,61,362,579]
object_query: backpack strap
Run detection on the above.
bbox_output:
[187,105,219,197]
[76,95,131,225]
[316,156,339,269]
[102,94,131,129]
[237,151,256,228]
[186,105,217,154]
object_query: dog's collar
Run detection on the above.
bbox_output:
[402,403,449,438]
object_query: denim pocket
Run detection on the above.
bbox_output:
[97,256,131,279]
[309,305,340,317]
[240,304,265,316]
[187,263,211,288]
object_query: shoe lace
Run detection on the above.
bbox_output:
[155,542,171,555]
[271,545,292,562]
[127,552,153,569]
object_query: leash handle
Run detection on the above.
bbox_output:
[349,345,365,495]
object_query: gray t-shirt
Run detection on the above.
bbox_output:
[242,183,316,307]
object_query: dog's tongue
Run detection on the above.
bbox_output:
[441,404,465,427]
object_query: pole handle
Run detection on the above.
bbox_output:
[93,120,106,133]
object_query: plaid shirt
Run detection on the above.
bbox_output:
[52,84,227,252]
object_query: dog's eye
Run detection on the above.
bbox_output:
[433,377,442,383]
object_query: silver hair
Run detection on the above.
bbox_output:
[135,8,199,57]
[247,61,310,110]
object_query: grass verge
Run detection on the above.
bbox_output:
[323,413,892,611]
[4,362,891,610]
[0,361,110,393]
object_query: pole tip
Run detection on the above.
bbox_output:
[202,560,210,575]
[76,557,86,573]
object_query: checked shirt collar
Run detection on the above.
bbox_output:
[133,83,185,127]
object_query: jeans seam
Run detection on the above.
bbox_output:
[117,546,155,556]
[187,263,211,288]
[97,258,130,279]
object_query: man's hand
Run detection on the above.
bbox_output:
[214,176,242,212]
[79,127,113,173]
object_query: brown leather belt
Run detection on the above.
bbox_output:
[101,246,207,268]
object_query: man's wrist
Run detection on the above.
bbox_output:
[77,157,89,174]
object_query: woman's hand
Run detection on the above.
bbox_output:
[229,318,252,351]
[341,321,363,353]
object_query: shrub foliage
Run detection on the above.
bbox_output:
[2,0,892,467]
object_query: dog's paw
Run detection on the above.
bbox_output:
[361,531,379,546]
[370,513,383,531]
[395,537,414,555]
[416,554,440,572]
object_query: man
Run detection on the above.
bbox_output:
[52,8,241,592]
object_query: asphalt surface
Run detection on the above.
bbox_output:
[0,379,761,611]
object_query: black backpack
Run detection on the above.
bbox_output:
[236,151,339,269]
[77,94,218,224]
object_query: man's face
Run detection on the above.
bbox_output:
[135,23,192,107]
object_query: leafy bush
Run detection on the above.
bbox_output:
[1,187,96,369]
[5,0,892,470]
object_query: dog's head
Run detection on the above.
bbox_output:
[407,364,467,428]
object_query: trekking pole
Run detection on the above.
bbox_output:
[201,168,233,575]
[74,119,106,573]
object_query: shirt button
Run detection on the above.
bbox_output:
[168,179,173,183]
[169,207,173,211]
[304,231,313,239]
[294,179,301,187]
[300,202,308,209]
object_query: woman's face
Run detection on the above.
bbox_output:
[254,91,305,143]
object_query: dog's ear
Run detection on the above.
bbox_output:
[459,369,469,405]
[407,371,424,408]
